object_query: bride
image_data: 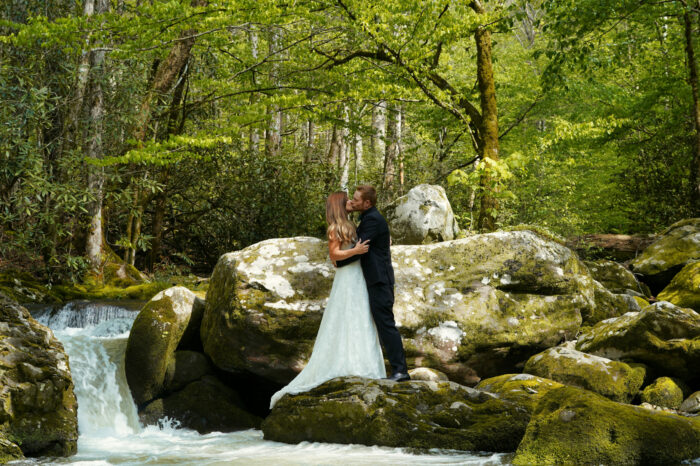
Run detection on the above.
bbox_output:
[269,191,387,408]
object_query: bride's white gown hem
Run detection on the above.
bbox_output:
[269,254,386,409]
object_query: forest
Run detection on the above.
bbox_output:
[2,0,699,284]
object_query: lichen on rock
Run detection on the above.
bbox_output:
[640,377,684,409]
[523,346,645,403]
[658,260,700,312]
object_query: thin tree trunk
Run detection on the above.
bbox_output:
[383,103,401,201]
[249,27,260,154]
[683,10,700,208]
[85,0,110,272]
[372,101,387,157]
[472,7,500,231]
[339,105,350,190]
[265,28,283,157]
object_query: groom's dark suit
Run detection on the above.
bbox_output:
[335,206,408,375]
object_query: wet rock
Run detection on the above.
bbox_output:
[125,286,204,405]
[523,346,645,403]
[262,376,529,452]
[140,375,262,434]
[576,301,700,385]
[0,293,78,457]
[640,377,684,409]
[384,184,460,245]
[163,350,213,393]
[512,385,700,465]
[629,218,700,294]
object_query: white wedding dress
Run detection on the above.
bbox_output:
[269,246,387,408]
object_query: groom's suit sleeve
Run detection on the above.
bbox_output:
[335,214,381,268]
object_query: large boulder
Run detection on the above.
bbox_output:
[261,376,529,452]
[629,218,700,294]
[140,375,262,433]
[681,391,700,413]
[201,232,637,386]
[475,373,564,414]
[384,184,460,245]
[576,301,700,385]
[125,286,204,405]
[523,346,645,403]
[584,259,649,297]
[0,293,78,458]
[512,385,700,465]
[658,260,700,312]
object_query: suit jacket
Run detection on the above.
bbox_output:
[336,206,395,287]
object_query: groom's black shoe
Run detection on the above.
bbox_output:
[385,372,411,382]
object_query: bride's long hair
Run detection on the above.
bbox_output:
[326,192,356,244]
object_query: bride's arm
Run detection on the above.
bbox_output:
[328,236,369,262]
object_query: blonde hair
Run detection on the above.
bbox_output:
[326,192,356,244]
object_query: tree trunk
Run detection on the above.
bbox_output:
[339,105,351,190]
[84,0,110,273]
[249,27,260,154]
[372,101,387,157]
[383,103,401,201]
[473,16,500,231]
[683,10,700,209]
[265,28,283,157]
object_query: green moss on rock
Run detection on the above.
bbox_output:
[584,259,648,296]
[658,261,700,312]
[262,376,529,452]
[640,377,684,409]
[512,385,700,465]
[475,373,564,414]
[524,346,645,403]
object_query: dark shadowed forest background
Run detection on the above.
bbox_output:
[1,0,699,285]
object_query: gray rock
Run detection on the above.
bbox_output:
[384,184,459,245]
[408,367,448,382]
[680,391,700,413]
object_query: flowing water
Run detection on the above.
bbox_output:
[20,300,510,465]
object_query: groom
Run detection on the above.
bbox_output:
[335,185,410,382]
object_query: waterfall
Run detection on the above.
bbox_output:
[27,300,506,465]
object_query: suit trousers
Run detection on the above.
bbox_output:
[367,282,408,375]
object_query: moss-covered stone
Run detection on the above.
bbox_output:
[658,260,700,312]
[0,270,62,304]
[125,286,202,405]
[630,218,700,294]
[262,376,530,452]
[584,259,649,296]
[140,375,261,433]
[0,436,23,463]
[51,280,169,302]
[524,346,645,403]
[640,377,684,409]
[163,350,212,393]
[475,373,564,414]
[512,385,700,465]
[408,367,448,381]
[0,293,78,458]
[202,232,626,386]
[576,301,700,385]
[384,184,459,245]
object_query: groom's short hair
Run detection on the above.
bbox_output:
[356,185,377,206]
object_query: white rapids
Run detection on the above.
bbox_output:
[22,301,510,465]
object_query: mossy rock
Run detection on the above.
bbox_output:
[640,377,684,409]
[140,375,261,434]
[125,286,202,405]
[524,346,645,403]
[576,301,700,385]
[408,367,449,382]
[0,436,23,463]
[584,259,649,297]
[51,280,169,302]
[680,391,700,414]
[658,261,700,312]
[262,376,530,452]
[475,373,564,414]
[384,184,459,245]
[203,232,623,386]
[0,270,61,304]
[0,293,78,457]
[629,218,700,294]
[163,350,212,393]
[512,385,700,465]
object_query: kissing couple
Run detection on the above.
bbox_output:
[270,185,410,408]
